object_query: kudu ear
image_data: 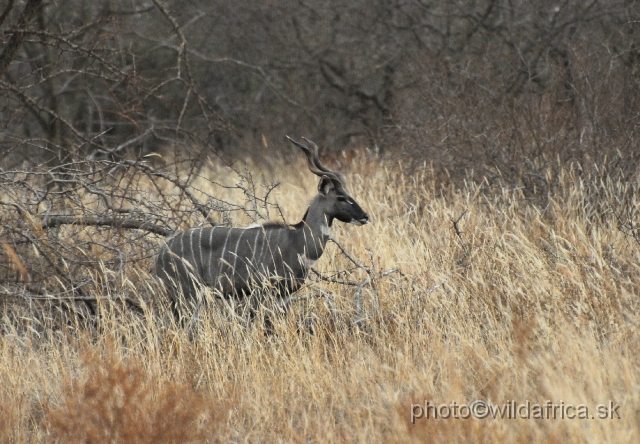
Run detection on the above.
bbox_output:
[318,175,335,196]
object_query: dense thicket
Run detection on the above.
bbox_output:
[1,0,639,186]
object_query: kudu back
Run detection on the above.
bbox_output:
[155,136,369,320]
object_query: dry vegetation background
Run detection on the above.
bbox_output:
[1,158,640,442]
[1,0,640,443]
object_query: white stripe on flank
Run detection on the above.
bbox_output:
[256,228,267,274]
[276,245,284,274]
[189,229,196,273]
[231,229,246,274]
[274,231,284,274]
[266,229,278,274]
[176,231,184,256]
[198,228,205,271]
[251,229,260,266]
[219,228,233,268]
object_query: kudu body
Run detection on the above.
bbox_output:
[155,137,369,319]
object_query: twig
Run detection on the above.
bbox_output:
[328,236,371,272]
[326,236,401,322]
[310,268,359,286]
[122,160,216,226]
[88,128,155,161]
[450,210,467,240]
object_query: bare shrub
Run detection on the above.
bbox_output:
[384,1,640,192]
[46,347,225,443]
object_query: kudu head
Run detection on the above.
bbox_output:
[287,136,369,226]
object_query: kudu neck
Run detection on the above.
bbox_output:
[297,195,333,260]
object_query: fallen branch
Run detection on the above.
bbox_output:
[309,268,359,286]
[42,215,172,237]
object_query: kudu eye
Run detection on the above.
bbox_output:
[337,196,346,202]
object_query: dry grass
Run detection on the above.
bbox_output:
[1,154,639,443]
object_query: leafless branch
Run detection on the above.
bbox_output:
[324,236,400,323]
[42,216,172,237]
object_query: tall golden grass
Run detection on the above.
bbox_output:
[1,154,639,443]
